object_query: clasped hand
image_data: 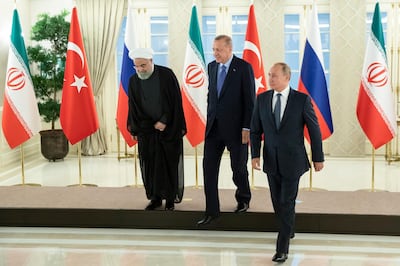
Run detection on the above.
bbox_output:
[154,121,166,131]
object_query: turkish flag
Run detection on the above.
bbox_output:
[60,7,99,145]
[243,4,267,95]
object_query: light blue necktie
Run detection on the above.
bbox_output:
[274,93,281,129]
[217,65,226,97]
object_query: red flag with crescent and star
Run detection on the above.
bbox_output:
[243,4,267,95]
[60,7,99,145]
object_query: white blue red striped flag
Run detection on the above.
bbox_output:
[116,4,136,147]
[298,4,333,141]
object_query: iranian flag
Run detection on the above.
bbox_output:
[181,5,208,147]
[2,9,41,149]
[356,2,397,149]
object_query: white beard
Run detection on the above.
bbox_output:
[137,72,152,80]
[137,65,154,80]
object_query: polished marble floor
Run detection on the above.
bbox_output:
[0,153,400,265]
[1,153,400,192]
[0,227,400,266]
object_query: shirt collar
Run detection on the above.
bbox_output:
[274,86,290,98]
[220,54,234,70]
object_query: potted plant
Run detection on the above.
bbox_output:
[27,10,70,161]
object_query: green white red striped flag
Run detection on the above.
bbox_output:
[356,2,397,149]
[2,9,41,149]
[181,5,208,147]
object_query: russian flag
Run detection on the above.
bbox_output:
[298,4,333,141]
[116,5,136,147]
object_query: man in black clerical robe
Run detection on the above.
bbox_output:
[127,48,186,211]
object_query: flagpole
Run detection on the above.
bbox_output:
[117,125,121,161]
[371,147,375,192]
[78,142,83,186]
[117,126,134,161]
[307,150,314,191]
[251,167,254,189]
[68,142,97,187]
[301,145,324,191]
[188,146,202,189]
[79,141,97,186]
[309,163,313,190]
[194,146,200,188]
[134,145,139,187]
[14,144,41,186]
[124,144,140,188]
[21,144,25,185]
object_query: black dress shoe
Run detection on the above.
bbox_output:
[197,215,218,226]
[272,252,288,263]
[145,200,162,210]
[165,200,175,211]
[234,202,249,213]
[290,232,295,239]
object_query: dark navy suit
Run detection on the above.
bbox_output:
[203,55,255,216]
[250,88,324,254]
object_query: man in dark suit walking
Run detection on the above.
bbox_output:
[250,62,324,263]
[197,35,255,226]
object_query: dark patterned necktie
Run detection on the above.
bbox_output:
[217,65,226,97]
[274,93,281,129]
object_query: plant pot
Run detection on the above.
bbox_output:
[39,129,69,161]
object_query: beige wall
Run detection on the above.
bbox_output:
[1,0,399,171]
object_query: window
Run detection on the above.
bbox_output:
[231,15,248,58]
[150,16,168,66]
[201,13,247,64]
[202,16,216,64]
[284,13,331,90]
[284,14,300,89]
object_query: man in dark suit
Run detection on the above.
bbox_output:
[197,35,255,226]
[250,62,324,263]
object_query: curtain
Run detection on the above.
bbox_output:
[76,0,126,155]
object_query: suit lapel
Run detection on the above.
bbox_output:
[262,91,275,126]
[210,62,218,98]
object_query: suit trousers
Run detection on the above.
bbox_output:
[203,121,251,216]
[267,171,300,254]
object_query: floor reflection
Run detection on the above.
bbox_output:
[0,227,399,266]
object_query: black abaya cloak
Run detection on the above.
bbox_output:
[127,65,186,203]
